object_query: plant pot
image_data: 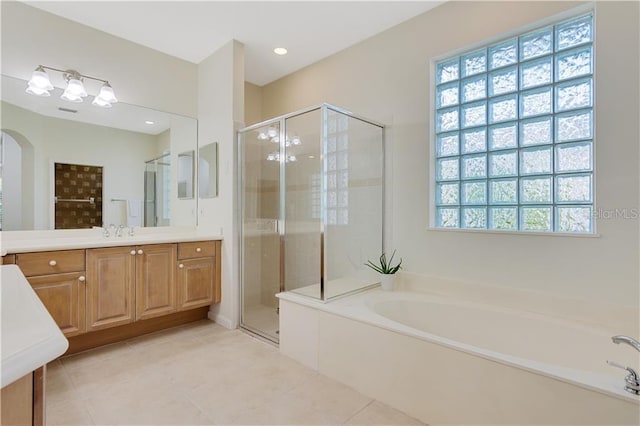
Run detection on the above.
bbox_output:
[379,274,396,291]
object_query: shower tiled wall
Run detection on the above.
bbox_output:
[54,162,103,229]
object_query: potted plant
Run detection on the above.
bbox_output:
[365,250,402,291]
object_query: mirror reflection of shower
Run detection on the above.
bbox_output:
[144,153,171,227]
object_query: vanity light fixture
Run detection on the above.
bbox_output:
[26,65,118,108]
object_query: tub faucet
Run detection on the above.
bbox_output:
[607,360,640,395]
[612,335,640,352]
[608,335,640,395]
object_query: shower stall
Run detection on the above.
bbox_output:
[144,153,171,227]
[238,104,384,343]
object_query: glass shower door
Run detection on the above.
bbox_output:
[239,122,281,342]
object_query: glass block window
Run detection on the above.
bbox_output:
[325,113,349,225]
[434,13,594,233]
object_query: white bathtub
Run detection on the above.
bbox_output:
[278,281,640,425]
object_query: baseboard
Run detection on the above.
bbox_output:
[209,311,234,329]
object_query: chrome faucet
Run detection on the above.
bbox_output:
[612,335,640,352]
[116,224,125,237]
[127,226,135,237]
[608,335,640,395]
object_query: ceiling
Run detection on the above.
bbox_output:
[24,1,443,86]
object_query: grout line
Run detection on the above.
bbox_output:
[341,398,375,424]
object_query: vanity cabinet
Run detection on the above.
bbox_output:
[177,241,221,310]
[86,247,136,331]
[14,250,86,338]
[5,239,221,354]
[136,243,177,320]
[86,243,178,329]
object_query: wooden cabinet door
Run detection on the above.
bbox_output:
[177,257,215,311]
[135,243,177,320]
[86,247,135,331]
[28,272,86,337]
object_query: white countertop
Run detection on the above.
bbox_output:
[0,227,223,255]
[1,265,69,388]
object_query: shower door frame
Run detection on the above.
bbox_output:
[237,103,385,343]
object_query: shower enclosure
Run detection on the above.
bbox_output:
[238,104,384,343]
[144,153,171,227]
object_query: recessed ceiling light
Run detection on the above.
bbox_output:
[145,120,155,125]
[273,47,288,55]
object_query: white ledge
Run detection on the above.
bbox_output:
[1,265,69,388]
[0,227,222,255]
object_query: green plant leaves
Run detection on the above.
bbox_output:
[364,250,402,274]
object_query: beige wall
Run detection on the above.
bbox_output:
[244,82,264,126]
[260,1,640,309]
[1,2,197,117]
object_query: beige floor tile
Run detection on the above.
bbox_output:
[46,398,95,426]
[46,362,81,405]
[61,341,134,371]
[46,321,424,426]
[234,373,372,425]
[345,401,426,425]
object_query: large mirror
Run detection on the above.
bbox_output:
[0,74,198,230]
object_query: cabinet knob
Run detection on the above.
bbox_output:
[130,250,136,255]
[137,249,144,255]
[49,260,57,266]
[79,276,86,282]
[196,247,202,253]
[178,263,184,269]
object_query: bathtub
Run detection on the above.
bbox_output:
[277,279,640,425]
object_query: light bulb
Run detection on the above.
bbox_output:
[60,92,83,102]
[65,78,87,97]
[97,82,117,103]
[27,66,53,91]
[26,84,51,97]
[92,96,112,108]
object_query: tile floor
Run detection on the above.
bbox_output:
[46,320,425,425]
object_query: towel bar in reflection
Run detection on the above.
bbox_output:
[54,196,95,204]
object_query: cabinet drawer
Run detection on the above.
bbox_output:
[178,241,215,259]
[16,250,85,277]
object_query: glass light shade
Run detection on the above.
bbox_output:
[97,83,117,103]
[92,96,112,108]
[60,91,83,103]
[266,152,279,161]
[26,84,51,97]
[267,127,278,138]
[27,68,53,91]
[271,136,280,144]
[65,78,88,97]
[257,132,268,140]
[291,136,301,145]
[287,155,297,162]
